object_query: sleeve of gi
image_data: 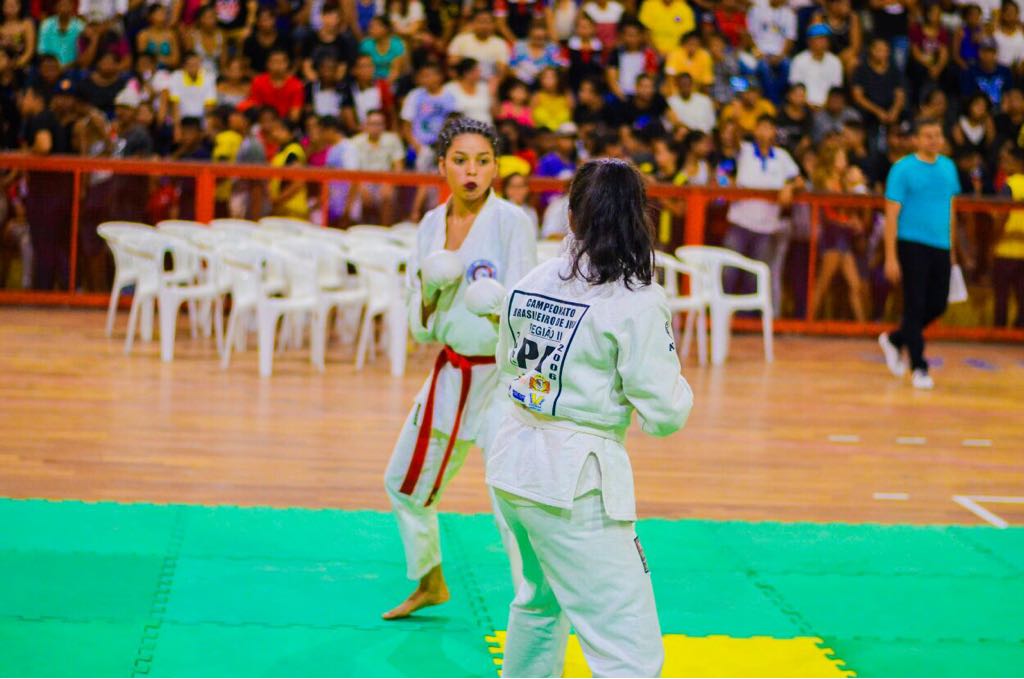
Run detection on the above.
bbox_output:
[406,220,438,344]
[615,295,694,437]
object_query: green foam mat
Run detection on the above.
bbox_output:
[0,551,164,622]
[826,637,1024,677]
[149,623,496,677]
[0,619,142,676]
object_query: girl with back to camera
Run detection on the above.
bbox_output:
[487,159,694,677]
[382,116,537,620]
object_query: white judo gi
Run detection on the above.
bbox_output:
[384,191,537,582]
[486,253,694,678]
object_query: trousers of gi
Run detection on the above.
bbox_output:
[383,366,522,585]
[495,487,664,678]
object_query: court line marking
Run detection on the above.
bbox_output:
[873,492,910,501]
[828,434,860,443]
[952,495,1024,529]
[896,436,927,445]
[962,438,993,447]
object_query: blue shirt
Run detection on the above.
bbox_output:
[885,154,961,250]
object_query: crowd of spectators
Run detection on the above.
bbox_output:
[0,0,1023,326]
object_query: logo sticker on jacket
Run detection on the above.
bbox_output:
[506,291,590,417]
[466,259,497,281]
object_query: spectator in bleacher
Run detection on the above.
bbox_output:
[667,72,715,134]
[242,6,290,75]
[720,77,776,135]
[910,3,954,106]
[747,0,796,105]
[993,145,1024,327]
[537,121,577,181]
[359,15,405,81]
[77,14,131,71]
[135,3,179,69]
[865,122,911,189]
[444,57,492,124]
[185,4,226,78]
[38,0,85,67]
[492,0,543,42]
[0,50,20,149]
[501,171,539,232]
[665,30,713,91]
[814,0,861,74]
[497,77,533,127]
[603,23,652,100]
[244,48,304,123]
[714,0,747,48]
[993,0,1024,75]
[565,13,605,91]
[340,52,394,133]
[812,87,861,143]
[961,37,1013,106]
[852,37,906,152]
[400,61,453,169]
[724,114,804,312]
[868,0,911,74]
[639,0,694,56]
[995,86,1024,144]
[1,0,37,70]
[707,33,740,106]
[582,0,623,49]
[546,0,578,43]
[571,76,609,130]
[917,86,955,131]
[621,72,668,135]
[305,53,343,116]
[319,115,352,224]
[790,23,842,109]
[80,50,128,118]
[388,0,425,39]
[776,83,813,156]
[347,108,403,223]
[531,65,572,131]
[169,51,217,136]
[302,4,358,81]
[447,10,508,82]
[509,19,565,86]
[170,116,210,218]
[265,114,309,218]
[952,92,997,157]
[953,3,984,72]
[216,55,249,105]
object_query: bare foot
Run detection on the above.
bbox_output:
[382,565,450,620]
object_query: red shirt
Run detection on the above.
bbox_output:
[714,9,747,48]
[244,74,305,119]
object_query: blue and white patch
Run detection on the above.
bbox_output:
[466,259,497,282]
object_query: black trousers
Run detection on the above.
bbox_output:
[890,240,950,372]
[992,257,1024,328]
[26,174,73,291]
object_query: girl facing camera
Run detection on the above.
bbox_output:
[487,159,694,677]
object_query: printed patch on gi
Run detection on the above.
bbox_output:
[466,259,497,281]
[505,291,590,417]
[635,536,650,574]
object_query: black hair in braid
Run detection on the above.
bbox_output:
[435,116,501,158]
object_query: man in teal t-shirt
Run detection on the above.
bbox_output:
[878,118,960,390]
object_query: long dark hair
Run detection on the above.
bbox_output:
[565,159,654,289]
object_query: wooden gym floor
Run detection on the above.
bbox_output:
[1,307,1021,526]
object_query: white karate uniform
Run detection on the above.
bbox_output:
[486,253,693,678]
[384,191,537,582]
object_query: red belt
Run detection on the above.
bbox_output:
[399,345,496,506]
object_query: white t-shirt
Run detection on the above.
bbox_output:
[168,69,217,119]
[789,50,843,107]
[727,141,801,234]
[443,80,493,125]
[615,50,647,96]
[390,0,425,34]
[348,131,406,171]
[666,92,716,133]
[447,32,510,79]
[582,1,624,25]
[746,4,797,57]
[994,27,1024,67]
[350,83,383,124]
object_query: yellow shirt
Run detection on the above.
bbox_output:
[658,170,687,245]
[532,92,572,131]
[499,155,532,178]
[997,174,1024,259]
[213,130,242,202]
[639,0,696,54]
[665,47,714,87]
[720,98,777,134]
[270,141,309,219]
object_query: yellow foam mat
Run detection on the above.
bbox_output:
[485,631,856,678]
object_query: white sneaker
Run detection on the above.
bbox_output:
[878,333,906,377]
[912,370,934,390]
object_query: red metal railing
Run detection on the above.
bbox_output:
[0,152,1021,342]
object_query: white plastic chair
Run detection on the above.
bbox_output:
[118,229,170,355]
[347,241,410,376]
[97,221,153,338]
[347,224,415,249]
[655,251,708,366]
[675,245,773,366]
[156,234,227,363]
[219,242,324,377]
[259,216,313,236]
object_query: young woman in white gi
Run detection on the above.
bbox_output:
[487,159,694,677]
[382,117,537,620]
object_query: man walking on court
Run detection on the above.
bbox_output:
[878,119,961,389]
